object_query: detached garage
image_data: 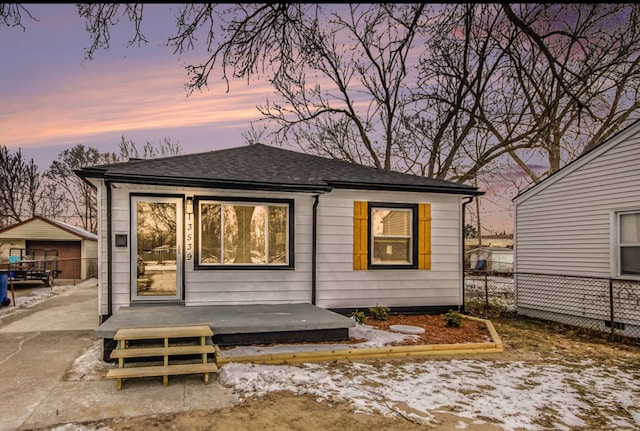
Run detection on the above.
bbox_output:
[0,216,98,280]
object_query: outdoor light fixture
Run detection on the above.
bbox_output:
[185,197,194,214]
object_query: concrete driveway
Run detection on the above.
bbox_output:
[0,281,234,431]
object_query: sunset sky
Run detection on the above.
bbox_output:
[0,4,515,234]
[1,4,269,165]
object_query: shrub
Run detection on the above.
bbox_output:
[444,310,463,328]
[369,305,390,321]
[351,310,367,325]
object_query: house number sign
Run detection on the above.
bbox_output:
[186,213,194,262]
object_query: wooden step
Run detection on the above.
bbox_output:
[108,325,217,390]
[110,345,215,359]
[113,325,213,340]
[106,362,219,379]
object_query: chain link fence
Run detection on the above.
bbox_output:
[464,266,640,341]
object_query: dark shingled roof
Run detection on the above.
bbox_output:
[75,143,482,195]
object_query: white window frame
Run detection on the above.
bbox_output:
[616,210,640,278]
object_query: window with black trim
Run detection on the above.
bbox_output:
[619,211,640,276]
[369,204,418,268]
[197,199,293,267]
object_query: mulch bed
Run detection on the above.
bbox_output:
[361,314,492,345]
[219,314,494,351]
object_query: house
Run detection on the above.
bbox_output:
[75,143,482,342]
[465,234,513,249]
[465,247,513,274]
[513,119,640,338]
[0,216,98,281]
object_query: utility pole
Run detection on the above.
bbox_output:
[474,177,482,247]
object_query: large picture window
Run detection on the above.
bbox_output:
[619,212,640,276]
[369,204,418,268]
[198,199,292,267]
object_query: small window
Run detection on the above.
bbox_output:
[619,212,640,275]
[369,204,417,268]
[197,199,292,268]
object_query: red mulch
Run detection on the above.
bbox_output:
[358,314,492,345]
[220,314,493,351]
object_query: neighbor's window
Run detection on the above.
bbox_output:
[198,200,291,267]
[619,212,640,275]
[370,205,417,267]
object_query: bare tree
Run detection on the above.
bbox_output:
[117,135,182,160]
[0,3,35,29]
[6,3,640,236]
[0,146,63,227]
[5,4,640,184]
[46,145,106,233]
[46,139,183,233]
[499,4,640,180]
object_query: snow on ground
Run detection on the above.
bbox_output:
[0,278,98,317]
[63,319,639,431]
[215,320,640,431]
[11,279,640,431]
[218,357,640,431]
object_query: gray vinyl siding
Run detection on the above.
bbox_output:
[514,122,640,336]
[95,180,109,317]
[106,185,315,311]
[515,129,640,278]
[315,189,463,309]
[100,184,464,312]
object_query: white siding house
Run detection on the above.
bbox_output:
[0,216,98,280]
[514,119,640,338]
[76,144,481,324]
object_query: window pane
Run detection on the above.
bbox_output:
[371,208,412,265]
[269,206,288,264]
[199,201,290,266]
[373,237,411,264]
[200,203,222,263]
[224,205,266,264]
[621,246,640,274]
[372,209,411,236]
[136,201,177,296]
[621,213,640,243]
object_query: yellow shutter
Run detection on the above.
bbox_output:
[353,201,368,270]
[418,203,431,270]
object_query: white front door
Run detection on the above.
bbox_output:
[131,196,183,301]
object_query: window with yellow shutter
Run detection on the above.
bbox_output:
[353,201,431,270]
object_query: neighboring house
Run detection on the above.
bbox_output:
[465,234,513,249]
[0,216,98,280]
[466,247,513,274]
[75,144,482,324]
[514,119,640,337]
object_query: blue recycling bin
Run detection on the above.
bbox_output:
[0,270,9,306]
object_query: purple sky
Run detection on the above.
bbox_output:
[0,4,515,234]
[1,4,270,167]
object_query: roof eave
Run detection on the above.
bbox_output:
[102,173,333,194]
[327,181,484,196]
[75,170,482,196]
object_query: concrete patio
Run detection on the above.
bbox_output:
[96,302,357,346]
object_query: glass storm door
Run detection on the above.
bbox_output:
[132,196,182,301]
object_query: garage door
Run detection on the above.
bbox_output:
[26,240,81,279]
